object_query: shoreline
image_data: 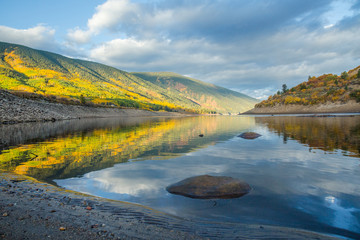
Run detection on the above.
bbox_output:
[0,90,187,125]
[0,171,343,240]
[244,101,360,115]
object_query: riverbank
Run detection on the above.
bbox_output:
[245,101,360,114]
[0,171,342,240]
[0,90,183,124]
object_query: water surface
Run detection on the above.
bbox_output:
[1,115,359,239]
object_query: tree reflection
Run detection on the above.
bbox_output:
[256,116,360,157]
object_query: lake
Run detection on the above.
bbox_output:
[1,115,360,239]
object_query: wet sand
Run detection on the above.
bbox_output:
[0,171,342,240]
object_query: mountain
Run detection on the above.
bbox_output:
[132,72,257,113]
[246,65,360,114]
[0,41,257,114]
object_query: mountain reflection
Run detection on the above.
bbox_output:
[0,116,254,181]
[256,116,360,157]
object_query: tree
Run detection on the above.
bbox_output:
[341,71,348,80]
[79,94,86,104]
[357,69,360,79]
[282,84,288,94]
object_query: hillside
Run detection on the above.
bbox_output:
[246,65,360,114]
[132,72,257,113]
[0,41,257,114]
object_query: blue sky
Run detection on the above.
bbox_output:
[0,0,359,99]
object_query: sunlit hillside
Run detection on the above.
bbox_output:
[133,72,258,113]
[0,42,257,114]
[255,65,360,108]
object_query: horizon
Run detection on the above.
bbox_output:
[0,0,359,99]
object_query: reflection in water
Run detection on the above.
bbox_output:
[256,116,360,157]
[325,196,360,231]
[0,116,254,181]
[1,115,360,239]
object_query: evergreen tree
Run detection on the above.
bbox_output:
[282,84,288,94]
[341,71,348,80]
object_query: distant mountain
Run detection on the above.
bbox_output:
[246,65,360,114]
[132,72,257,113]
[0,41,257,113]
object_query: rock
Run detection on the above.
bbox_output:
[166,175,251,199]
[238,132,261,139]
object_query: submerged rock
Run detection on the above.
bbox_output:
[166,175,251,199]
[238,132,261,139]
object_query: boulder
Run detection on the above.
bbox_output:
[166,175,251,199]
[238,132,261,139]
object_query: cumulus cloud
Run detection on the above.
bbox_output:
[89,20,360,97]
[57,0,360,98]
[67,0,139,44]
[0,25,57,51]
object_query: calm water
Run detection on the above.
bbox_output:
[1,115,360,239]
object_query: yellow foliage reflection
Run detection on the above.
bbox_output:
[0,116,254,180]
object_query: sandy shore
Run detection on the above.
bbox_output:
[0,90,184,124]
[245,101,360,114]
[0,171,344,240]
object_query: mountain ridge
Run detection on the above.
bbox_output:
[0,41,257,114]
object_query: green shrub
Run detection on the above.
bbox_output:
[350,90,360,102]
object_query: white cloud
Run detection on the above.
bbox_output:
[90,37,226,71]
[67,28,93,44]
[88,0,139,32]
[67,0,139,44]
[0,25,57,51]
[86,21,360,100]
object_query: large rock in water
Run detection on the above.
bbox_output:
[166,175,251,199]
[238,132,261,139]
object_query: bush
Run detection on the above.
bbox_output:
[350,90,360,102]
[341,71,349,80]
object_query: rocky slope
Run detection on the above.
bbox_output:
[0,90,181,124]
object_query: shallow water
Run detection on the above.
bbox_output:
[1,115,360,239]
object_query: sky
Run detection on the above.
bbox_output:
[0,0,359,99]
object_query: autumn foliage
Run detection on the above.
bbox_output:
[256,66,360,108]
[0,42,257,114]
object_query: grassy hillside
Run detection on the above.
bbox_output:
[0,41,257,113]
[132,72,257,113]
[255,65,360,108]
